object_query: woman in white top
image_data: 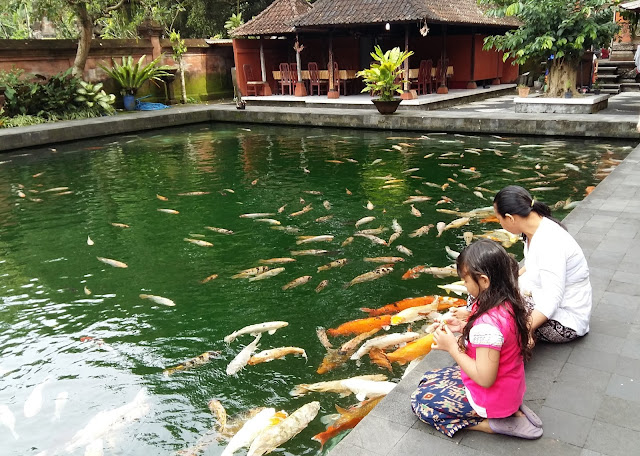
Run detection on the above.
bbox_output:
[493,186,592,343]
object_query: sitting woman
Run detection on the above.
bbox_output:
[493,185,592,343]
[411,239,542,439]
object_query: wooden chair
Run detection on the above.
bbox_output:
[333,61,348,95]
[243,64,264,96]
[308,62,327,95]
[278,62,294,95]
[411,60,433,95]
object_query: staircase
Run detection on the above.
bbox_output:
[597,42,640,94]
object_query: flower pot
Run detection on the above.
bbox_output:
[372,99,402,114]
[564,91,573,99]
[593,89,601,95]
[533,81,543,91]
[123,94,136,111]
[517,87,530,98]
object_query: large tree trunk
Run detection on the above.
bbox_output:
[179,60,187,104]
[547,59,579,98]
[72,2,93,78]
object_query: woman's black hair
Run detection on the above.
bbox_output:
[493,185,565,241]
[456,239,532,363]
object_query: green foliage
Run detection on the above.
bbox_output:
[169,29,187,61]
[75,80,116,113]
[479,0,619,65]
[223,12,243,35]
[0,0,35,38]
[0,114,49,128]
[99,54,172,95]
[356,46,413,101]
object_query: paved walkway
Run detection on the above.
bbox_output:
[329,142,640,456]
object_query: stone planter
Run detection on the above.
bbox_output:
[372,99,402,114]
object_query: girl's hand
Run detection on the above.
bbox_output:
[432,324,458,354]
[441,316,465,334]
[449,307,470,322]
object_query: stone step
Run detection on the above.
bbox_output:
[621,83,640,92]
[597,74,618,80]
[597,67,618,74]
[601,88,620,94]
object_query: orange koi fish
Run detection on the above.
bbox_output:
[368,348,392,372]
[312,397,383,447]
[360,296,436,317]
[386,334,434,365]
[479,215,499,224]
[437,296,467,310]
[326,315,391,337]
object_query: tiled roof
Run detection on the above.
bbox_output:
[293,0,519,28]
[232,0,312,36]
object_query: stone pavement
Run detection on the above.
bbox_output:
[329,143,640,456]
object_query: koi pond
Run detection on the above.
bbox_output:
[0,124,634,455]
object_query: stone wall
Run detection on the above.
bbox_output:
[0,37,234,103]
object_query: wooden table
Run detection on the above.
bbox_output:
[272,69,359,80]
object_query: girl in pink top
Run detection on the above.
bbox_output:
[411,239,542,439]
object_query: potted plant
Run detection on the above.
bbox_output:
[357,45,413,114]
[564,80,573,98]
[99,55,172,111]
[517,84,530,97]
[592,80,601,95]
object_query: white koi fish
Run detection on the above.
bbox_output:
[247,402,320,456]
[24,377,50,418]
[282,276,312,290]
[53,391,69,422]
[248,267,285,281]
[140,294,175,307]
[355,216,375,228]
[340,379,396,401]
[226,335,261,376]
[248,347,307,365]
[295,235,334,245]
[220,408,282,456]
[0,404,18,439]
[396,245,413,256]
[350,332,420,360]
[64,389,149,452]
[224,321,289,344]
[96,257,128,268]
[290,375,388,397]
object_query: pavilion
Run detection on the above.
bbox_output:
[232,0,520,98]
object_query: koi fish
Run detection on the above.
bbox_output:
[312,397,383,447]
[226,334,261,375]
[317,258,348,272]
[355,233,387,246]
[282,276,312,290]
[340,378,396,401]
[315,215,334,222]
[444,217,470,231]
[110,222,130,228]
[388,232,401,245]
[463,231,474,245]
[206,226,234,235]
[42,187,69,193]
[356,226,387,235]
[290,374,388,397]
[224,321,289,344]
[315,280,329,293]
[184,238,213,247]
[220,408,281,456]
[436,221,446,237]
[158,208,179,214]
[232,266,270,279]
[163,350,221,376]
[386,334,435,365]
[156,194,168,201]
[479,215,499,223]
[278,204,287,213]
[254,218,281,225]
[296,235,334,244]
[355,216,375,228]
[392,219,402,233]
[87,236,94,246]
[366,201,374,210]
[96,256,128,268]
[291,249,330,256]
[361,295,437,316]
[208,399,227,432]
[445,245,460,259]
[344,267,393,288]
[437,281,468,296]
[259,258,296,265]
[248,347,307,365]
[351,332,420,360]
[326,315,392,337]
[178,191,210,196]
[368,347,393,371]
[396,245,413,256]
[390,304,439,325]
[24,377,50,418]
[410,204,422,217]
[247,402,320,456]
[248,267,285,281]
[403,196,431,204]
[290,204,313,217]
[337,328,381,356]
[140,294,175,307]
[323,200,332,210]
[341,236,354,246]
[409,225,434,237]
[363,257,405,263]
[200,273,219,283]
[240,212,276,218]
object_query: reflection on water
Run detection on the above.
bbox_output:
[0,125,634,455]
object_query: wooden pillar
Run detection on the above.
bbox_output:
[437,25,449,94]
[401,25,416,100]
[294,34,307,97]
[328,31,339,99]
[467,31,477,89]
[259,37,272,95]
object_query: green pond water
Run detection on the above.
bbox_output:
[0,124,634,455]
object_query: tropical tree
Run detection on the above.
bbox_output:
[169,28,188,103]
[478,0,619,97]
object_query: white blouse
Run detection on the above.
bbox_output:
[520,217,592,336]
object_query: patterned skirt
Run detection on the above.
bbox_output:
[523,295,580,343]
[410,365,483,437]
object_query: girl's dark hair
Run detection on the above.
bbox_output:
[493,185,565,241]
[456,239,531,362]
